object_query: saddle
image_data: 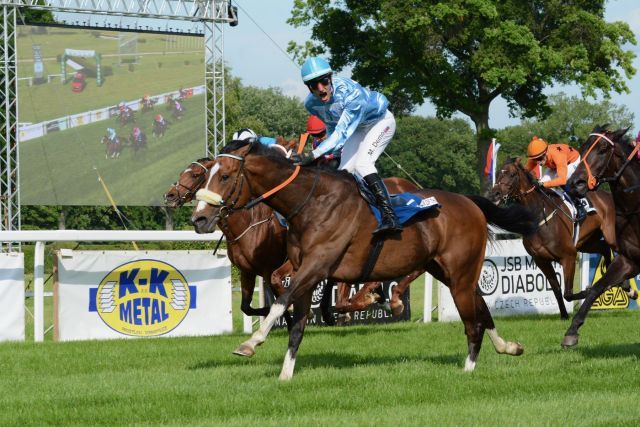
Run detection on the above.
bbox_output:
[353,175,439,225]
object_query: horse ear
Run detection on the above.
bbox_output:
[515,156,522,165]
[613,127,631,140]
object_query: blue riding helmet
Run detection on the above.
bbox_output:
[301,57,332,83]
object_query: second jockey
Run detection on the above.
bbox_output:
[525,136,589,221]
[306,115,339,169]
[155,114,166,126]
[106,127,118,143]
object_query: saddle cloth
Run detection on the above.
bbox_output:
[354,176,440,225]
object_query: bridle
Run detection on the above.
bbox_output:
[167,161,211,206]
[195,135,310,218]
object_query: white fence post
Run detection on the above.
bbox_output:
[34,240,45,342]
[423,273,433,323]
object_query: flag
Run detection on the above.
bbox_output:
[484,139,501,186]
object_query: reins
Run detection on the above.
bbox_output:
[244,134,309,209]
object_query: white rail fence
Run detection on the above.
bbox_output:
[0,230,223,342]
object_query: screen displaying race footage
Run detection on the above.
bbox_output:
[16,25,206,206]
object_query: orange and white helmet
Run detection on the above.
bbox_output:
[527,136,548,159]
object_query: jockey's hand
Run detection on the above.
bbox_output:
[535,180,546,189]
[290,152,316,166]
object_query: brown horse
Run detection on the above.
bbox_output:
[164,158,290,322]
[165,156,419,323]
[489,157,618,319]
[565,126,640,347]
[101,136,123,159]
[192,140,537,380]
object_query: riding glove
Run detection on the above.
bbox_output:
[290,152,316,166]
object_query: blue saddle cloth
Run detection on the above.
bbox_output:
[354,176,440,225]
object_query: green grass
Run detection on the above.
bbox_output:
[19,95,205,206]
[3,309,639,425]
[17,26,204,122]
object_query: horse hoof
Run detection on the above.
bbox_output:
[391,303,404,317]
[561,335,579,349]
[511,342,524,356]
[232,344,255,357]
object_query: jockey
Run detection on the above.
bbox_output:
[525,136,588,221]
[132,127,142,141]
[232,128,277,146]
[174,100,183,112]
[306,115,339,169]
[155,114,166,125]
[106,127,118,143]
[291,56,401,235]
[118,102,126,112]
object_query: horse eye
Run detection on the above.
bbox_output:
[221,174,229,182]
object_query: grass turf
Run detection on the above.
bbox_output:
[19,95,206,206]
[6,294,640,426]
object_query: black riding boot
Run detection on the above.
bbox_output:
[364,173,402,235]
[574,197,587,222]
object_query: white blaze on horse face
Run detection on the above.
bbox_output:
[195,200,208,214]
[204,163,220,191]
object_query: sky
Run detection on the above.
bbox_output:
[222,0,640,130]
[54,0,640,130]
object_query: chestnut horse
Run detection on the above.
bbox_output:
[490,157,618,319]
[192,140,537,380]
[565,126,640,348]
[101,136,122,159]
[165,155,419,323]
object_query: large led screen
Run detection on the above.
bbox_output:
[17,25,206,206]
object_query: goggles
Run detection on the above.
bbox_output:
[306,75,331,91]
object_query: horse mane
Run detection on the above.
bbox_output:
[220,140,355,183]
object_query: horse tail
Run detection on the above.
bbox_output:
[466,195,538,236]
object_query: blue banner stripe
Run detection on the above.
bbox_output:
[189,285,197,309]
[89,288,97,312]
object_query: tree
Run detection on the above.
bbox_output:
[378,116,479,193]
[497,93,635,159]
[287,0,636,192]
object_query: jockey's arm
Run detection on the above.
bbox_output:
[311,92,365,159]
[524,158,541,179]
[542,152,569,188]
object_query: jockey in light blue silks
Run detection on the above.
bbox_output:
[290,56,401,235]
[106,127,117,143]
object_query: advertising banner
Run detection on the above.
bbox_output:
[439,239,572,321]
[585,253,639,310]
[268,278,411,328]
[0,253,25,341]
[55,250,231,341]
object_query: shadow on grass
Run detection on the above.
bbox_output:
[189,348,462,371]
[577,342,640,359]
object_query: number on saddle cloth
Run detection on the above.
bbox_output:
[352,175,440,226]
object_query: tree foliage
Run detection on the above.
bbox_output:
[287,0,637,189]
[497,93,635,159]
[378,116,479,193]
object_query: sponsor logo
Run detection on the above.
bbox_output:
[46,121,60,132]
[89,259,194,337]
[477,259,499,295]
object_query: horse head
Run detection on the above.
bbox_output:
[490,157,532,205]
[568,126,630,198]
[164,158,214,209]
[191,141,258,233]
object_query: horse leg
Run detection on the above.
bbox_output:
[449,272,523,372]
[333,282,353,325]
[390,269,424,317]
[335,282,380,312]
[562,255,639,348]
[533,257,569,319]
[279,288,314,381]
[239,270,266,317]
[233,266,325,358]
[319,280,336,326]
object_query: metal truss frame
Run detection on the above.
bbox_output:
[1,0,231,247]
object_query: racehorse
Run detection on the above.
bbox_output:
[564,126,640,348]
[153,120,169,138]
[171,101,185,120]
[101,135,122,159]
[164,158,292,324]
[126,132,147,156]
[489,157,618,319]
[117,109,135,127]
[140,98,157,113]
[165,156,419,324]
[192,140,537,380]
